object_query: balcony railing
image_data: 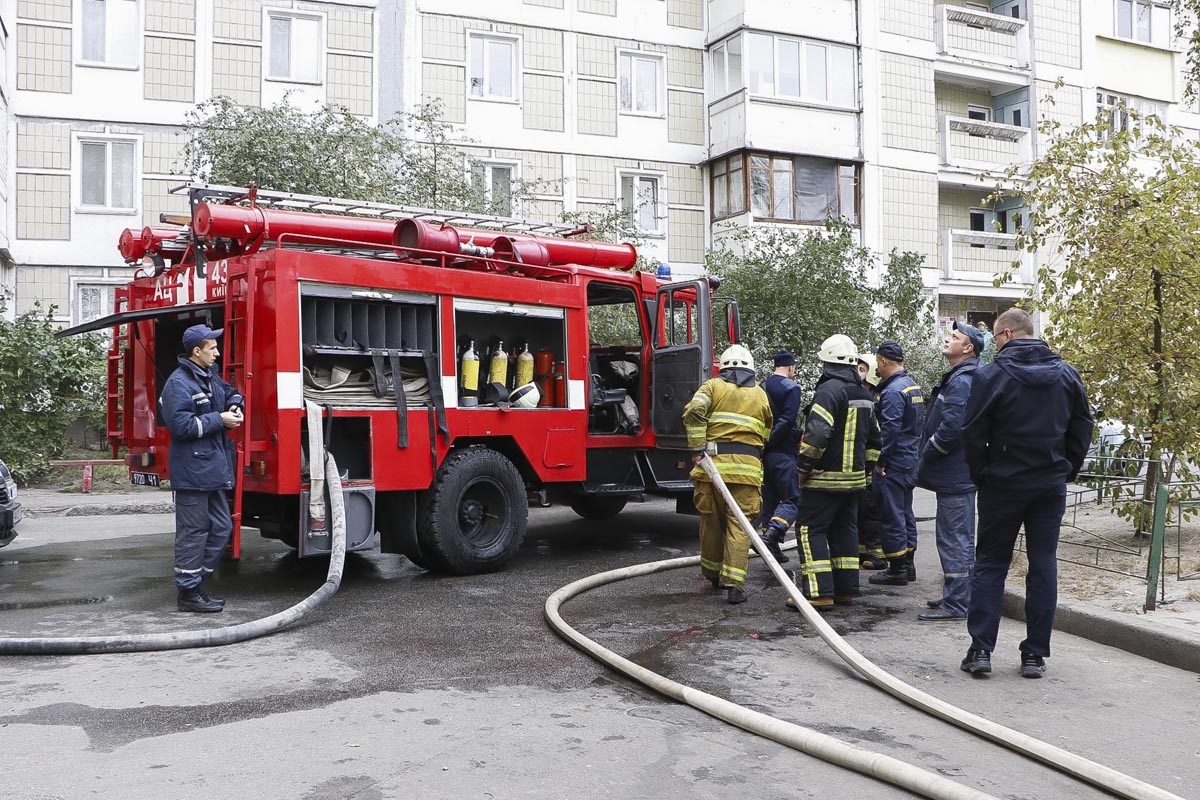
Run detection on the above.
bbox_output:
[934,5,1030,70]
[940,229,1032,283]
[940,115,1031,174]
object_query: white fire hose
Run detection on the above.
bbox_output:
[545,454,1183,800]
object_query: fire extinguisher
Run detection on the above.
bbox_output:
[459,339,480,407]
[553,362,567,408]
[535,347,554,407]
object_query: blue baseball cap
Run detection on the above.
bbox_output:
[773,350,796,367]
[953,320,985,355]
[876,340,904,362]
[182,323,223,351]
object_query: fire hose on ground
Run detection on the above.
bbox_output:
[0,402,346,656]
[544,454,1184,800]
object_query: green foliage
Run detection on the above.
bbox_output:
[0,303,108,482]
[707,223,940,393]
[183,97,541,215]
[997,102,1200,521]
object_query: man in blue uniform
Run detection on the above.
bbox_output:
[959,308,1092,678]
[916,321,982,621]
[856,353,886,570]
[757,350,802,564]
[159,324,244,613]
[868,340,925,587]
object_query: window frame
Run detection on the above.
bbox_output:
[77,0,141,70]
[719,30,858,110]
[73,133,141,215]
[263,9,325,85]
[1096,90,1167,141]
[618,49,666,117]
[470,159,520,217]
[468,32,521,103]
[710,153,748,221]
[618,171,666,236]
[1113,0,1172,47]
[743,151,861,226]
[70,277,127,328]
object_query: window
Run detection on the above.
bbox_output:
[1096,91,1167,140]
[268,13,322,83]
[969,208,987,248]
[619,52,663,115]
[471,35,517,100]
[620,174,663,233]
[711,154,747,220]
[734,31,856,108]
[1115,0,1171,47]
[472,162,516,217]
[74,282,121,327]
[81,0,138,67]
[967,105,991,122]
[745,153,859,224]
[79,138,137,211]
[710,37,743,98]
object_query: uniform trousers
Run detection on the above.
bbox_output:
[878,471,918,559]
[934,491,976,616]
[693,480,760,589]
[857,481,884,561]
[795,489,861,600]
[174,490,232,591]
[758,450,799,537]
[968,485,1066,657]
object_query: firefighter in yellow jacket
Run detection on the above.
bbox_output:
[684,344,773,605]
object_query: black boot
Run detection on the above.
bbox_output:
[763,533,790,564]
[198,588,225,608]
[905,550,916,581]
[178,588,223,613]
[868,558,910,586]
[727,587,747,605]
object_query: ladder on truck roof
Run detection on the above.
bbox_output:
[170,181,585,237]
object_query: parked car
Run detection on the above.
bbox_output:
[0,457,21,547]
[1083,418,1148,478]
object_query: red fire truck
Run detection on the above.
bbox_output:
[61,183,739,574]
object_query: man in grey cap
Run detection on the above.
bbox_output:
[915,321,982,621]
[158,323,244,612]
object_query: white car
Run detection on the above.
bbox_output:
[0,457,20,548]
[1083,419,1147,478]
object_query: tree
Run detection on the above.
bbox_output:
[999,104,1200,521]
[706,223,940,392]
[182,98,542,215]
[0,303,108,482]
[1176,2,1200,103]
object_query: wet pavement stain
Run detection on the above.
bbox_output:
[0,595,113,611]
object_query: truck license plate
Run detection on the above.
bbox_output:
[131,471,160,487]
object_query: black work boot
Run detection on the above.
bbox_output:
[960,648,992,675]
[763,534,790,564]
[198,588,225,608]
[178,588,223,613]
[905,551,916,581]
[727,587,747,605]
[868,558,910,586]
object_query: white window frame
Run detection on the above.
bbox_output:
[468,33,520,103]
[618,172,666,235]
[1113,0,1172,48]
[76,0,141,70]
[471,159,520,217]
[1096,90,1168,141]
[739,31,857,110]
[967,104,992,121]
[263,9,325,85]
[618,50,665,117]
[70,277,126,328]
[709,37,744,100]
[73,133,141,215]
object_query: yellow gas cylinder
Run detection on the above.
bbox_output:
[516,345,535,388]
[489,340,508,387]
[459,340,480,407]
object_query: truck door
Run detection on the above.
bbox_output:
[651,280,712,449]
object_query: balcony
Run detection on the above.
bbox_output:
[934,5,1030,86]
[939,116,1031,183]
[940,229,1033,286]
[708,90,859,161]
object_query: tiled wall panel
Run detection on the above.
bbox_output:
[578,80,617,136]
[329,54,374,116]
[146,0,196,36]
[667,208,705,263]
[17,24,72,93]
[145,37,196,102]
[523,74,565,131]
[880,168,937,255]
[213,43,262,106]
[423,63,467,122]
[667,0,703,30]
[214,0,262,41]
[880,54,935,153]
[17,174,71,240]
[667,90,704,145]
[17,122,70,170]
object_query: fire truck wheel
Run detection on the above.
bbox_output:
[568,495,628,520]
[417,448,528,574]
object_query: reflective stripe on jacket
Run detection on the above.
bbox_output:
[159,356,244,492]
[797,364,882,492]
[684,376,772,486]
[875,368,924,474]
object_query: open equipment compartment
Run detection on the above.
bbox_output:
[453,298,567,407]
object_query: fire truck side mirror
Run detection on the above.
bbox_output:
[725,301,741,345]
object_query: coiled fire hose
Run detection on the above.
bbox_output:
[545,455,1184,800]
[0,402,346,656]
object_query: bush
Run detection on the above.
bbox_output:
[0,303,108,482]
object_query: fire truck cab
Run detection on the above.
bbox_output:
[62,184,739,574]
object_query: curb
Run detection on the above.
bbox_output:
[28,501,175,518]
[1003,590,1200,674]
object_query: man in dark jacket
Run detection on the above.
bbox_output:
[757,350,802,564]
[786,335,881,609]
[916,321,981,621]
[856,353,886,570]
[159,324,244,613]
[959,308,1093,678]
[868,340,925,587]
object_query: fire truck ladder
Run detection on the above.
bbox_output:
[222,258,267,559]
[105,288,131,459]
[170,181,586,237]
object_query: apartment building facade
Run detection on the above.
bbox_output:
[2,0,1192,329]
[2,0,380,324]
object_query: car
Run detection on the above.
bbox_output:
[0,457,21,548]
[1083,418,1148,478]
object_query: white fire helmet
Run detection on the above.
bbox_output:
[510,382,541,408]
[818,334,859,365]
[857,352,880,386]
[719,344,755,370]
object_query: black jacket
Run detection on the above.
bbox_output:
[962,339,1093,491]
[762,373,802,453]
[916,357,979,494]
[797,364,881,492]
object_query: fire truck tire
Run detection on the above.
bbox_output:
[417,448,528,574]
[568,495,628,520]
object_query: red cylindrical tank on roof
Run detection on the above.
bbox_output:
[491,235,636,270]
[141,226,185,250]
[394,218,465,254]
[193,203,398,246]
[118,228,146,262]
